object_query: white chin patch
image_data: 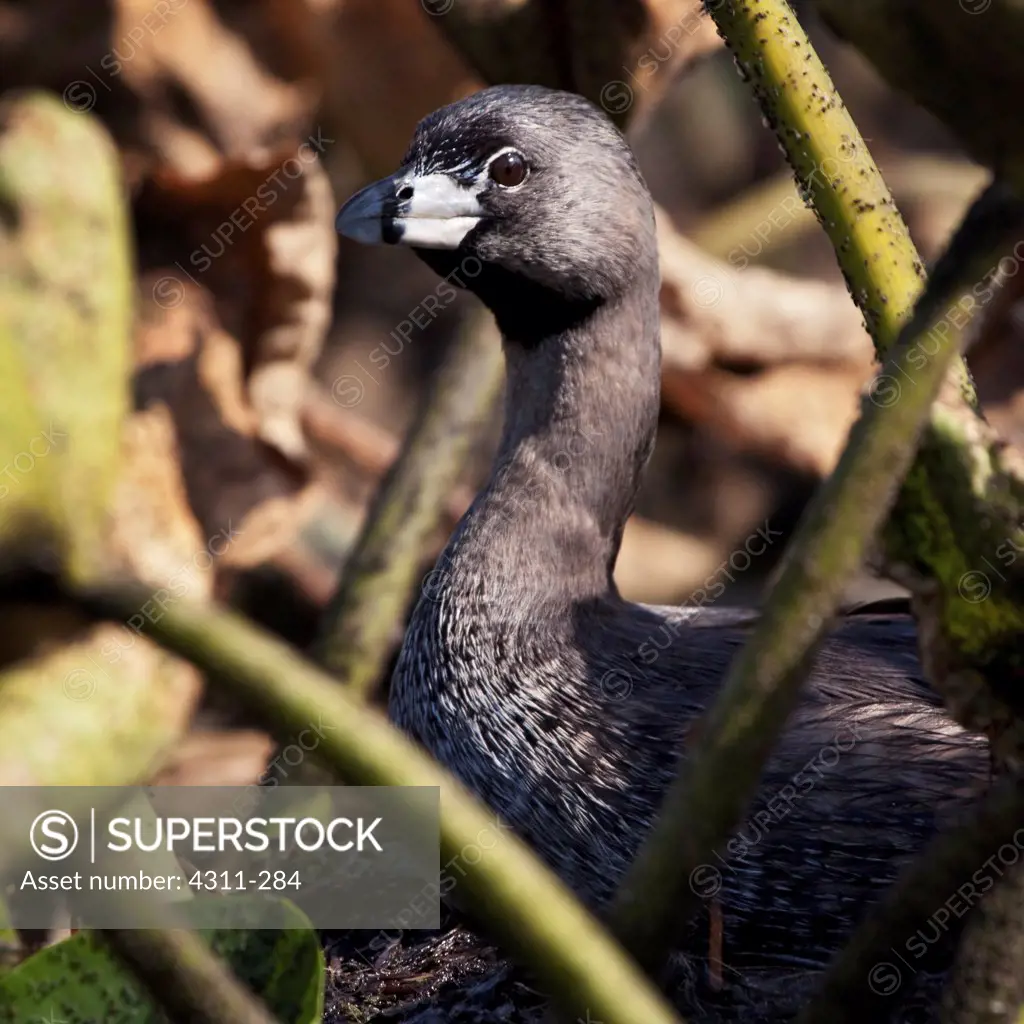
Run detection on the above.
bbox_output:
[398,173,483,249]
[399,216,481,249]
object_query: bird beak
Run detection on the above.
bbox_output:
[335,172,484,250]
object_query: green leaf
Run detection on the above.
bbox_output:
[0,90,131,580]
[0,898,324,1024]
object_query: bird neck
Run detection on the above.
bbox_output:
[448,281,661,601]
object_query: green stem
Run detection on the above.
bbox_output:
[77,582,686,1024]
[610,214,999,972]
[707,0,927,353]
[314,307,503,699]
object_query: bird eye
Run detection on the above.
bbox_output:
[488,150,528,188]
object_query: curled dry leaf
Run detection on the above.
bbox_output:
[110,0,340,472]
[101,0,320,181]
[131,268,319,573]
[662,363,867,478]
[138,138,337,463]
[657,211,874,371]
[150,729,276,787]
[0,0,324,182]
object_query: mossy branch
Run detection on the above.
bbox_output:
[314,307,503,698]
[880,183,1024,765]
[701,9,1024,751]
[609,214,997,970]
[77,581,687,1024]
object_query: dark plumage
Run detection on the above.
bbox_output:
[337,85,989,1017]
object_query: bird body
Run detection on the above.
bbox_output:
[337,84,989,1016]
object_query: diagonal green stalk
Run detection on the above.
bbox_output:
[610,0,1015,971]
[610,224,999,970]
[706,0,928,356]
[314,309,503,699]
[76,582,686,1024]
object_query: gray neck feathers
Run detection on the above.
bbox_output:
[444,282,661,604]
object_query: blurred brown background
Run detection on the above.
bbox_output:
[1,0,1013,662]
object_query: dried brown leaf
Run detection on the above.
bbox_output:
[662,362,865,477]
[657,211,874,371]
[151,729,276,787]
[132,272,315,572]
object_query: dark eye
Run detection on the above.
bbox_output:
[489,150,528,188]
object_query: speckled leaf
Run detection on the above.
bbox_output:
[0,90,131,581]
[0,898,323,1024]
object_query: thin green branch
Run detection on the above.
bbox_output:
[610,212,1004,972]
[707,0,928,356]
[314,307,503,698]
[103,928,282,1024]
[76,582,686,1024]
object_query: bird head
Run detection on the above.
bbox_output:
[336,85,657,316]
